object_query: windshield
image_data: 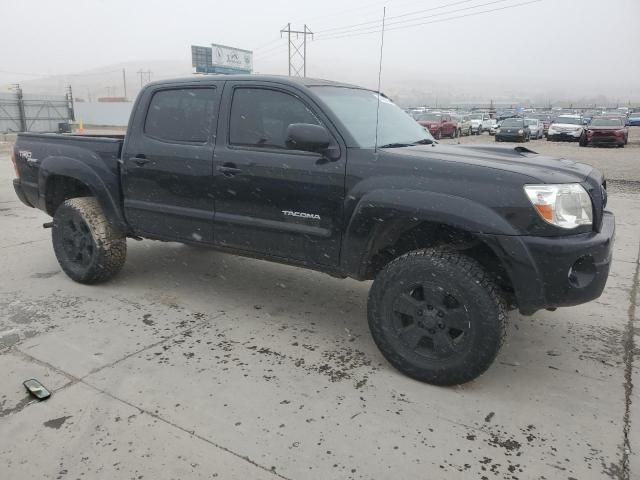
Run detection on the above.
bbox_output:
[417,113,442,122]
[524,119,538,126]
[469,114,483,120]
[555,116,582,125]
[313,86,434,147]
[591,118,622,126]
[501,118,524,127]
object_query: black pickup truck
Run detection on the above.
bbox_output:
[11,75,615,385]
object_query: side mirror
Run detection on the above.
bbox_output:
[286,123,331,153]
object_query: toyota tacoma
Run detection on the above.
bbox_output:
[11,75,614,385]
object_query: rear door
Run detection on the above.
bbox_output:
[122,85,221,242]
[211,81,346,266]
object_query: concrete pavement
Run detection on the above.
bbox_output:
[1,152,639,480]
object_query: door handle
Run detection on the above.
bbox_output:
[217,164,241,176]
[130,155,150,166]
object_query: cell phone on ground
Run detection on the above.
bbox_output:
[23,379,51,400]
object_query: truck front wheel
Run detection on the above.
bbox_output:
[52,197,127,284]
[368,249,507,385]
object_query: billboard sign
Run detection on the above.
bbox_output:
[211,43,253,73]
[191,45,212,68]
[191,44,253,75]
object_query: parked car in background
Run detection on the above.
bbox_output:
[416,112,458,139]
[468,113,486,134]
[627,111,640,126]
[580,117,628,148]
[453,114,472,136]
[482,116,495,132]
[547,115,584,142]
[525,118,543,139]
[497,110,517,121]
[495,117,530,142]
[530,113,553,136]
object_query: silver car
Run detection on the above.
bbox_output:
[525,118,543,139]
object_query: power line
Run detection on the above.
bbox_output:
[292,0,390,26]
[254,46,288,62]
[316,0,478,34]
[316,0,515,39]
[253,38,284,51]
[315,0,541,42]
[253,42,288,58]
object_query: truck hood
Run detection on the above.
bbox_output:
[385,143,593,184]
[550,122,583,129]
[588,126,623,131]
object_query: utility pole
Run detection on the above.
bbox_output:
[136,69,152,89]
[280,23,313,77]
[122,68,127,100]
[66,85,75,121]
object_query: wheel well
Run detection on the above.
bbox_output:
[367,222,515,303]
[45,175,93,216]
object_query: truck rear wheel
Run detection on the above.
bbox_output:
[368,249,507,385]
[52,197,127,284]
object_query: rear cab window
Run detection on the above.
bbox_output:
[144,88,217,143]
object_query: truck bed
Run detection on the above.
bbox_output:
[13,132,125,213]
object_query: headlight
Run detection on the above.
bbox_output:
[524,184,593,229]
[518,129,523,134]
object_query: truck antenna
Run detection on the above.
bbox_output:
[374,6,386,153]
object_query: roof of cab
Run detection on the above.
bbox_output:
[144,74,362,90]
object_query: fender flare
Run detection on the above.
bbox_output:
[341,189,519,278]
[38,155,127,231]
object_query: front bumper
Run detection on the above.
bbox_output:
[548,130,582,140]
[496,133,526,141]
[482,211,615,315]
[588,135,624,146]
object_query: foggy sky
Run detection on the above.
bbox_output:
[2,0,639,104]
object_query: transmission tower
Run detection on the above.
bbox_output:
[280,24,313,77]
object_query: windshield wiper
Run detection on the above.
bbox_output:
[378,138,435,148]
[378,142,413,148]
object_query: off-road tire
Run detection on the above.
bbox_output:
[52,197,127,284]
[368,249,507,385]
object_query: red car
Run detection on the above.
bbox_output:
[416,113,458,139]
[580,117,628,148]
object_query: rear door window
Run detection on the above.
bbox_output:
[144,88,217,143]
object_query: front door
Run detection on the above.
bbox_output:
[122,86,220,242]
[212,83,345,267]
